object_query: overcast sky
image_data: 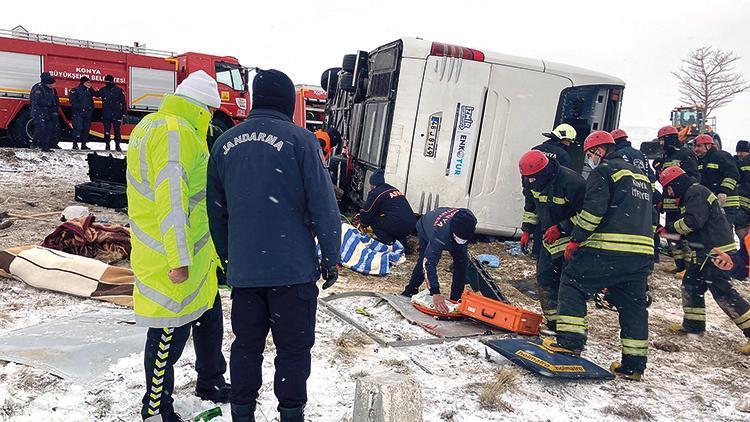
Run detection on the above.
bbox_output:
[4,0,749,148]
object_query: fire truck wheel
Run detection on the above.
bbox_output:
[8,108,32,148]
[340,73,355,93]
[320,67,341,92]
[342,54,357,73]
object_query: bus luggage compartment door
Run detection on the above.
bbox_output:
[405,56,490,214]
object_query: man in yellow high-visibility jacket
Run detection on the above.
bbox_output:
[127,70,229,422]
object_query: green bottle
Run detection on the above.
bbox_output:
[193,406,222,421]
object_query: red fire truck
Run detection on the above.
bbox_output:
[0,26,250,147]
[293,85,326,132]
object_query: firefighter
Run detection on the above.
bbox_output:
[358,169,416,250]
[69,76,95,150]
[126,71,230,421]
[402,207,477,313]
[98,74,127,151]
[29,71,59,151]
[735,140,750,236]
[656,125,700,273]
[207,69,341,422]
[532,123,576,169]
[552,131,653,380]
[518,150,585,332]
[692,134,740,227]
[611,128,661,259]
[658,166,750,355]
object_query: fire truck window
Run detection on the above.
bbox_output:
[216,68,233,88]
[229,68,245,91]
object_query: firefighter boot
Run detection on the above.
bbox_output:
[72,142,79,150]
[741,338,750,355]
[668,323,705,336]
[541,337,581,356]
[80,142,90,150]
[195,383,231,403]
[610,362,643,381]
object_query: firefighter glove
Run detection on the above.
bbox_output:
[520,231,531,249]
[564,241,580,261]
[543,225,561,244]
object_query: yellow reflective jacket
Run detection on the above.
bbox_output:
[126,94,218,327]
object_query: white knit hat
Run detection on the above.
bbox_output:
[174,70,221,108]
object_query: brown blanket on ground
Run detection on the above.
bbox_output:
[0,245,133,307]
[42,215,131,262]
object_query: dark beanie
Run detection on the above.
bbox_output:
[451,209,477,240]
[80,76,90,84]
[40,71,55,84]
[369,169,385,187]
[737,140,750,153]
[252,69,295,119]
[104,74,114,82]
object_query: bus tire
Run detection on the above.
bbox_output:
[321,67,341,92]
[342,54,357,73]
[340,73,355,93]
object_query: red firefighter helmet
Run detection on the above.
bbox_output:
[583,130,615,152]
[518,150,549,176]
[659,166,686,187]
[694,134,714,145]
[658,125,678,138]
[610,129,628,141]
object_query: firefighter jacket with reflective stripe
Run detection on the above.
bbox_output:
[126,94,218,328]
[698,148,739,206]
[521,165,586,258]
[570,155,654,256]
[667,182,737,260]
[660,146,701,212]
[736,155,750,210]
[615,139,656,184]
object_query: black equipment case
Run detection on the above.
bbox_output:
[74,153,128,209]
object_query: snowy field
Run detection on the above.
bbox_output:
[0,148,749,421]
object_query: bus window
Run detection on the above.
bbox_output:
[554,85,623,172]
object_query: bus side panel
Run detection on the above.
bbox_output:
[382,58,427,192]
[468,65,571,236]
[403,56,491,214]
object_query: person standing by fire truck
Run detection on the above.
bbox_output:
[98,74,127,151]
[69,76,95,150]
[29,71,59,151]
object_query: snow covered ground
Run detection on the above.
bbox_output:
[0,148,749,421]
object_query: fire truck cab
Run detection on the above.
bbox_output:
[0,26,250,147]
[323,37,625,236]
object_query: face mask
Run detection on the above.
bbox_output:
[586,156,599,169]
[453,234,468,244]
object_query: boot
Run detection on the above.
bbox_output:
[279,405,305,422]
[115,142,122,152]
[105,141,110,151]
[610,362,643,381]
[540,337,581,356]
[195,383,231,403]
[741,338,750,355]
[668,322,704,336]
[230,403,256,422]
[80,143,90,150]
[72,142,79,150]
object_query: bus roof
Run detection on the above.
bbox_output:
[398,37,625,87]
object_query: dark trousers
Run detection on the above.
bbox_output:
[680,260,750,336]
[371,217,410,247]
[556,250,650,372]
[71,113,92,146]
[537,247,565,329]
[103,117,122,148]
[230,282,318,409]
[32,115,58,150]
[404,237,467,301]
[531,224,543,258]
[141,293,227,421]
